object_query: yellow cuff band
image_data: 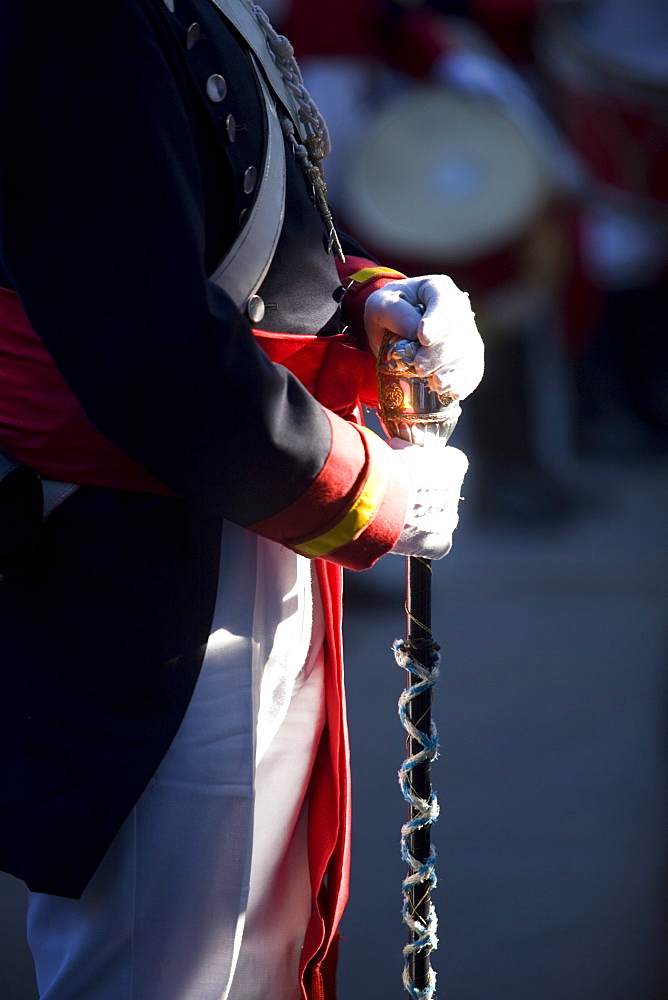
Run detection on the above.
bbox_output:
[347,267,406,285]
[292,427,390,559]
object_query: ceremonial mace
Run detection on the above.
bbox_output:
[377,330,461,1000]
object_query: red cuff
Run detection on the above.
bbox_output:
[335,257,408,407]
[247,410,407,571]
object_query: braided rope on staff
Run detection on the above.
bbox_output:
[394,636,441,1000]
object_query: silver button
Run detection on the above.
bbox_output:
[225,114,236,142]
[243,165,257,195]
[239,208,249,228]
[247,295,265,323]
[186,23,201,49]
[163,0,175,12]
[206,74,227,103]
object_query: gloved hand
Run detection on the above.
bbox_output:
[364,274,484,401]
[389,438,468,559]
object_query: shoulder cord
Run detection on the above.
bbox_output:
[252,5,345,261]
[251,5,330,154]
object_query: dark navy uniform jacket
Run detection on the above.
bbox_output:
[0,0,406,897]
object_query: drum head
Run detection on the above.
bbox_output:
[340,87,549,265]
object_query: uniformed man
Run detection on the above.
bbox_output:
[0,2,483,997]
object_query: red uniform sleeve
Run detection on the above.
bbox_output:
[248,411,408,570]
[335,256,408,407]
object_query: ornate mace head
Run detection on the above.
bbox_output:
[376,332,461,447]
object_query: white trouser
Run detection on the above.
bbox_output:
[27,523,326,1000]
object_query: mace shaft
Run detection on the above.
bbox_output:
[406,554,434,995]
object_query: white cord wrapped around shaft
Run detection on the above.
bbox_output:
[394,638,440,1000]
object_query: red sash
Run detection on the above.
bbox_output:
[300,558,349,1000]
[241,331,361,999]
[251,327,376,419]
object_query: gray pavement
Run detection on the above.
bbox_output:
[1,453,666,1000]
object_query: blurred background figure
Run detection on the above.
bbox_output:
[537,0,668,459]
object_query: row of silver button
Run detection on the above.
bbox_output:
[163,0,257,198]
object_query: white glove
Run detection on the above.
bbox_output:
[389,438,469,560]
[364,274,484,401]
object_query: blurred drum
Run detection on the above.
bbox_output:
[339,86,565,337]
[538,3,668,215]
